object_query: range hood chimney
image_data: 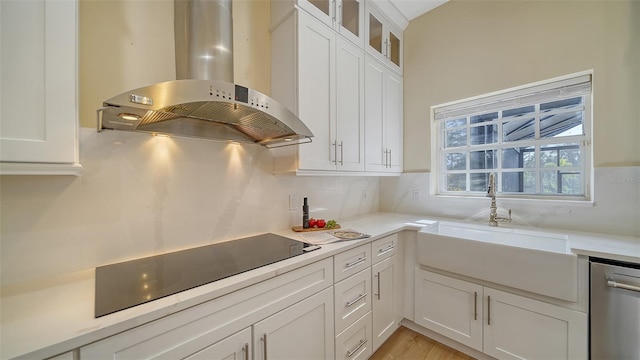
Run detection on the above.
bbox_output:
[175,0,234,83]
[97,0,313,148]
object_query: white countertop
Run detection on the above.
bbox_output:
[1,212,638,359]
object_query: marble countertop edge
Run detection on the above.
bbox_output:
[1,212,639,359]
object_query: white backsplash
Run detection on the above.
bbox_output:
[380,167,640,238]
[3,128,637,287]
[0,129,379,286]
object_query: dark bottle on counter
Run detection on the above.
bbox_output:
[302,197,310,228]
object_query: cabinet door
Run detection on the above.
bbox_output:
[298,0,335,29]
[364,5,402,74]
[365,8,385,63]
[0,0,80,173]
[185,328,251,360]
[364,55,402,173]
[335,36,364,171]
[297,12,337,171]
[384,69,403,172]
[386,26,402,72]
[48,352,74,360]
[337,0,364,47]
[254,287,334,360]
[371,254,399,351]
[364,55,386,172]
[484,287,588,360]
[414,269,483,351]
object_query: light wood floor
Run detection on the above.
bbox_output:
[370,326,475,360]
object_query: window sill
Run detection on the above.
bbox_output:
[432,193,595,208]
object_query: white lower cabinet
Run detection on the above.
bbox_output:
[334,268,371,334]
[80,258,333,359]
[254,287,334,360]
[333,234,402,357]
[48,352,75,360]
[372,254,399,351]
[185,327,251,360]
[415,268,588,359]
[335,312,373,360]
[483,287,587,360]
[414,268,483,351]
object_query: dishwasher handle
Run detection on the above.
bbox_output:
[607,279,640,293]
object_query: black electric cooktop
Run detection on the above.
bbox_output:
[95,233,317,317]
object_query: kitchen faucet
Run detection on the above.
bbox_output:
[486,173,512,227]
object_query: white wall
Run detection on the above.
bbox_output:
[1,0,378,287]
[403,0,640,170]
[0,129,379,286]
[380,167,640,238]
[384,0,640,238]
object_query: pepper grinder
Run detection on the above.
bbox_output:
[302,197,310,228]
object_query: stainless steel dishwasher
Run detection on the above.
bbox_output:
[590,257,640,359]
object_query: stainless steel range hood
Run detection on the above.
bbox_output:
[97,0,312,148]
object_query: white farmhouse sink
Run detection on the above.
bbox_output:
[418,221,578,302]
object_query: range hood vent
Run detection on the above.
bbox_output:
[97,0,312,148]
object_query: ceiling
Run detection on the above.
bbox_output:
[389,0,448,21]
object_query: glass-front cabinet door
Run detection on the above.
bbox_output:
[337,0,364,46]
[388,30,401,68]
[368,12,383,55]
[309,0,331,15]
[365,4,402,74]
[298,0,364,47]
[298,0,335,29]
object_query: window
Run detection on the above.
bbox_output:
[433,73,592,200]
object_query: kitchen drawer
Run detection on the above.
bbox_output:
[335,311,373,360]
[81,258,332,359]
[334,244,372,283]
[372,234,398,264]
[335,268,372,334]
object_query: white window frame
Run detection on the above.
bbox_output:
[431,71,593,201]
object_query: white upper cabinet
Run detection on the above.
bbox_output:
[0,0,81,175]
[296,12,337,171]
[271,0,400,175]
[272,9,365,174]
[364,54,403,173]
[290,0,365,47]
[365,3,402,74]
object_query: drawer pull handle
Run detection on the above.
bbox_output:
[378,245,395,255]
[346,293,367,307]
[607,280,640,293]
[345,257,366,269]
[347,339,367,357]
